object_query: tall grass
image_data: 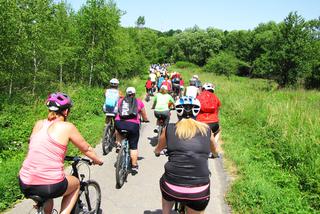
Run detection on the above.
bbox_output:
[172,66,320,213]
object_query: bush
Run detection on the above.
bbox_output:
[204,52,239,77]
[175,61,199,69]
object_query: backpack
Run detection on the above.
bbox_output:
[197,91,215,113]
[104,89,119,108]
[118,96,138,119]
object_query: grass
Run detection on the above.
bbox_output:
[170,65,320,213]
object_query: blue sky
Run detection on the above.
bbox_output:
[67,0,319,31]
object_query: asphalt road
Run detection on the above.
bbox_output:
[6,99,231,214]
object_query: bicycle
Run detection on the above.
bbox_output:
[102,112,116,155]
[115,121,149,189]
[27,156,101,214]
[154,113,169,144]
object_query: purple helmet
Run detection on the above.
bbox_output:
[46,92,73,112]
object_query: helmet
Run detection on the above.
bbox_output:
[175,96,201,118]
[189,78,196,86]
[202,83,215,92]
[46,92,73,112]
[160,85,168,91]
[110,78,119,86]
[126,87,136,95]
[193,75,199,80]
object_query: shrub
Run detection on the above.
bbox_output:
[175,61,199,69]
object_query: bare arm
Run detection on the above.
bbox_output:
[69,124,103,165]
[154,127,167,154]
[140,107,149,121]
[210,132,218,155]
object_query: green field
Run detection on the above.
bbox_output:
[173,65,320,213]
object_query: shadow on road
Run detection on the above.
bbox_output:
[147,136,158,147]
[144,209,176,214]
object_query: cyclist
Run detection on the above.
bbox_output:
[171,73,181,100]
[115,87,149,174]
[154,96,218,214]
[161,75,172,92]
[193,74,202,89]
[151,85,175,133]
[19,92,103,214]
[196,83,221,143]
[185,78,199,98]
[145,77,153,96]
[103,78,121,119]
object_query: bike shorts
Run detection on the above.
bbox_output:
[19,177,68,199]
[154,110,170,126]
[115,120,140,150]
[207,122,220,136]
[159,176,210,211]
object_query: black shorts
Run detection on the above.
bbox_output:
[154,110,170,126]
[160,176,210,211]
[19,177,68,199]
[115,120,140,150]
[208,123,220,136]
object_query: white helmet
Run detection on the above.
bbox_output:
[193,75,199,80]
[202,83,215,92]
[160,85,168,91]
[126,87,136,95]
[175,96,201,118]
[110,78,119,86]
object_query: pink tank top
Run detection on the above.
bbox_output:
[19,120,67,185]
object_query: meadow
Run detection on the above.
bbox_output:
[174,65,320,213]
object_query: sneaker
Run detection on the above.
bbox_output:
[131,165,139,175]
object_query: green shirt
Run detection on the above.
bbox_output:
[153,93,174,111]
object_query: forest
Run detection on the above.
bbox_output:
[1,0,319,99]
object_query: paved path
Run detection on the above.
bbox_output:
[6,99,231,214]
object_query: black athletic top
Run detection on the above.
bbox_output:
[163,123,211,186]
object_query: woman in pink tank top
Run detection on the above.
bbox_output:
[19,92,103,214]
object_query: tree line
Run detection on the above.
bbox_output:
[1,0,319,99]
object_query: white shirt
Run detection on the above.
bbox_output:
[185,86,199,98]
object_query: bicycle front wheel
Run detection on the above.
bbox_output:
[115,145,127,188]
[79,180,101,214]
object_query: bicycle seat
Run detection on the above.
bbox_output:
[119,129,129,137]
[28,195,47,205]
[105,112,116,117]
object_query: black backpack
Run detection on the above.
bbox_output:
[118,96,138,119]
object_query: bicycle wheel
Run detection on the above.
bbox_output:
[115,145,127,188]
[102,124,112,155]
[78,180,101,214]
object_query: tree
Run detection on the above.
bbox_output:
[135,16,145,28]
[204,52,239,77]
[272,12,311,87]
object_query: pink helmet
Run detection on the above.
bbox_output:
[46,92,73,112]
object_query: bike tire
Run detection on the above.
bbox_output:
[79,180,101,214]
[102,124,112,155]
[115,144,127,188]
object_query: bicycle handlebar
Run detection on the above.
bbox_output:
[155,150,221,159]
[64,156,92,165]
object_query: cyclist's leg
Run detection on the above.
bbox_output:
[44,199,53,214]
[60,175,80,214]
[127,123,140,167]
[162,198,174,214]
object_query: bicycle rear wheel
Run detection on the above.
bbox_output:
[115,145,127,188]
[78,180,101,214]
[102,123,112,155]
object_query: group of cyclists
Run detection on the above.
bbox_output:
[17,64,222,214]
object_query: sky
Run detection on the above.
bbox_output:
[67,0,320,32]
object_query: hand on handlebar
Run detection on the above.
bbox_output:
[93,158,104,166]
